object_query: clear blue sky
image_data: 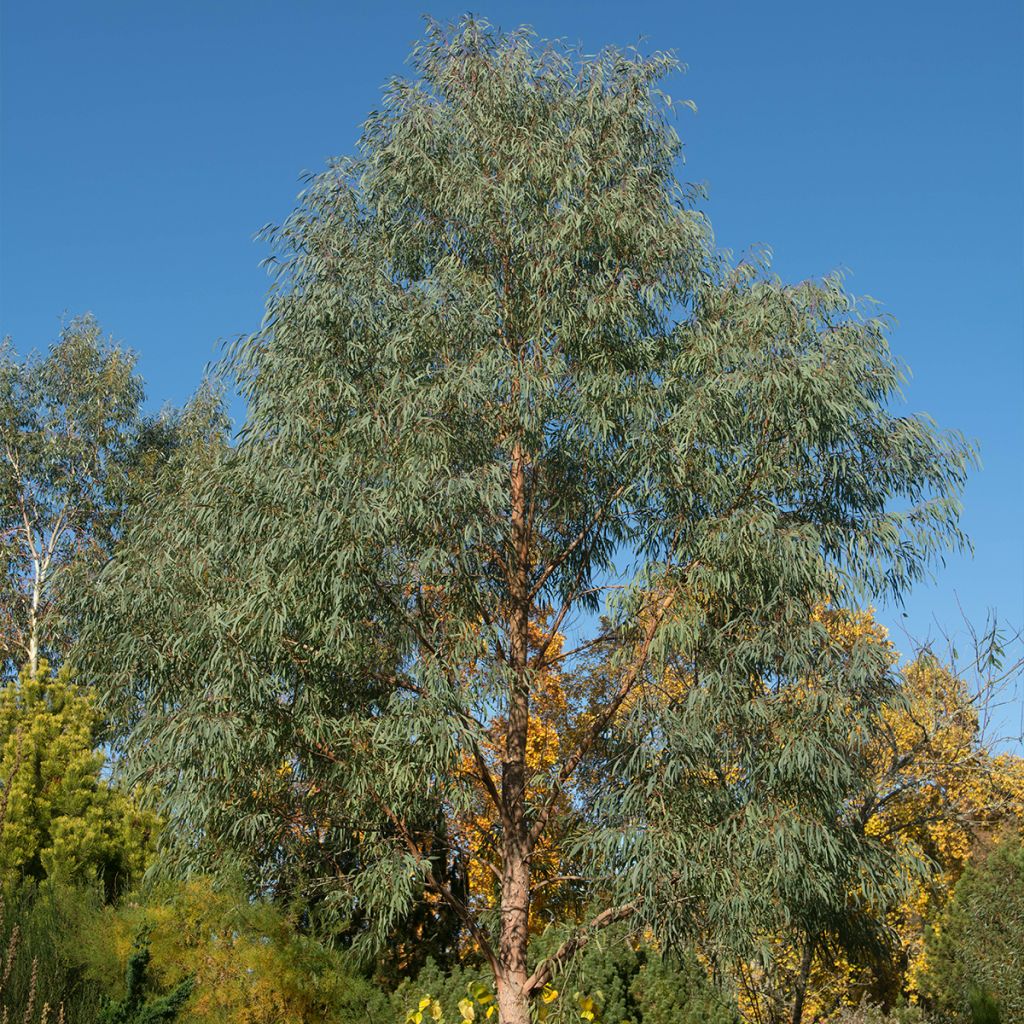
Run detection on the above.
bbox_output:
[2,1,1021,675]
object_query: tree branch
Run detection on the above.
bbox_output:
[362,770,501,978]
[528,588,676,850]
[523,901,638,994]
[526,484,627,605]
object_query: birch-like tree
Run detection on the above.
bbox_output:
[82,20,976,1024]
[0,317,225,678]
[0,315,144,676]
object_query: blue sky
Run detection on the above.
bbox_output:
[2,1,1021,690]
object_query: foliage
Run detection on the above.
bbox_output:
[394,959,493,1022]
[96,935,193,1024]
[0,661,155,896]
[70,876,393,1024]
[401,980,494,1024]
[0,316,145,676]
[0,882,106,1024]
[917,837,1024,1022]
[80,16,975,1023]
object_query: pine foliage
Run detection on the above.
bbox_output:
[0,661,154,895]
[97,936,192,1024]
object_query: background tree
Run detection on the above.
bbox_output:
[454,619,583,933]
[736,615,1024,1022]
[0,315,145,676]
[0,316,224,679]
[863,651,1024,1003]
[81,18,975,1024]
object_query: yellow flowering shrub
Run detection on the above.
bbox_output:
[69,875,390,1024]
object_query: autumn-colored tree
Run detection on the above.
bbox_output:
[734,612,1024,1024]
[865,652,1024,1001]
[455,619,582,932]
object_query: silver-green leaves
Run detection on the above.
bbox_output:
[80,16,975,1013]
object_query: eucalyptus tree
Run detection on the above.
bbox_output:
[81,19,975,1024]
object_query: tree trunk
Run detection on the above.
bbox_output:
[27,561,41,677]
[496,761,531,1024]
[496,766,531,1024]
[497,440,533,1024]
[495,965,531,1024]
[791,937,815,1024]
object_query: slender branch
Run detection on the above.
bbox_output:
[528,588,676,850]
[362,771,501,978]
[532,556,591,671]
[473,744,507,827]
[481,542,512,583]
[523,901,638,994]
[366,578,504,815]
[537,629,618,670]
[17,496,39,562]
[526,484,627,604]
[473,592,509,667]
[530,874,589,892]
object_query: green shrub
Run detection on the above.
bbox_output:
[395,932,738,1024]
[96,935,192,1024]
[391,958,488,1023]
[0,882,106,1023]
[919,838,1024,1023]
[827,998,929,1023]
[630,951,738,1024]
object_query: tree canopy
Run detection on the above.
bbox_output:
[0,316,146,676]
[80,18,976,1024]
[0,315,222,680]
